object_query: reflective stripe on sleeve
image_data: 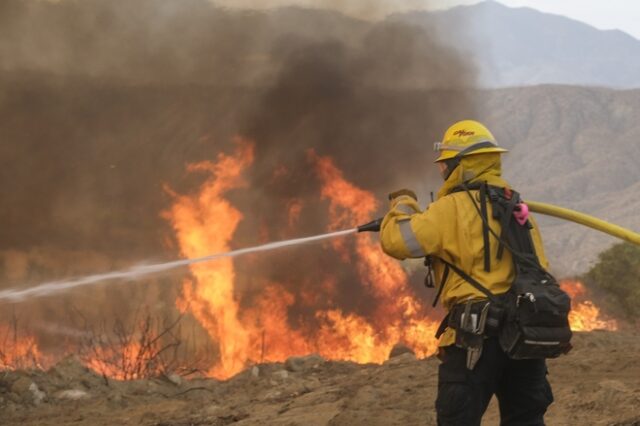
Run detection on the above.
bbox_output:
[398,219,426,257]
[396,203,417,216]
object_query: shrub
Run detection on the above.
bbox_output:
[582,242,640,320]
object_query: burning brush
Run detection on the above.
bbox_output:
[0,141,633,379]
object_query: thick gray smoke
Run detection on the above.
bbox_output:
[232,20,478,316]
[0,0,477,356]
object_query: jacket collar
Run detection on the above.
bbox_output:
[437,153,509,200]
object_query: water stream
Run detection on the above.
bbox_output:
[0,228,357,303]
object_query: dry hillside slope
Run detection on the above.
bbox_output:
[473,85,640,274]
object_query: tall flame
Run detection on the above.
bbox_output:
[162,143,439,379]
[310,150,439,361]
[164,138,255,378]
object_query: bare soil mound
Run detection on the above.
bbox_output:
[1,330,639,425]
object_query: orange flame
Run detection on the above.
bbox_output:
[560,280,618,331]
[0,325,45,371]
[162,143,440,379]
[164,138,255,378]
[310,150,439,361]
[83,342,147,380]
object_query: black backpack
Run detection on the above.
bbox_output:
[431,182,573,359]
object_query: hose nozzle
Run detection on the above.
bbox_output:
[357,217,383,233]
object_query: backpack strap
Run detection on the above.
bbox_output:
[495,188,519,261]
[449,182,482,194]
[431,263,450,307]
[437,257,501,305]
[435,312,450,339]
[479,182,491,272]
[449,181,491,271]
[431,258,502,340]
[460,183,552,279]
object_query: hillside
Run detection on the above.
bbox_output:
[475,85,640,274]
[393,1,640,88]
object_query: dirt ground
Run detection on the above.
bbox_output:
[1,330,639,426]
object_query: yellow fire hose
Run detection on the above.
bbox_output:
[358,201,640,245]
[526,200,640,246]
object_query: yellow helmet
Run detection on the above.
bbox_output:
[434,120,508,163]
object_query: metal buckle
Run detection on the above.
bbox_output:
[459,301,491,335]
[477,302,490,334]
[460,302,492,370]
[516,293,536,307]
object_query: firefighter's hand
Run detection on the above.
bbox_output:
[388,189,417,202]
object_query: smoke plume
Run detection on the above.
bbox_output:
[0,0,477,360]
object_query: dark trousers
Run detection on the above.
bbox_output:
[436,337,553,426]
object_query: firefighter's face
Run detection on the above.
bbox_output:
[437,162,448,180]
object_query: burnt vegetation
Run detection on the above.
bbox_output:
[77,310,204,380]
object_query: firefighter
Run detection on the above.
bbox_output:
[380,120,554,425]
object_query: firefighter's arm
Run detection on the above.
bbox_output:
[379,190,444,260]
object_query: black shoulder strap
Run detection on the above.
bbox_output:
[450,182,491,271]
[432,256,501,340]
[437,257,501,304]
[460,183,551,278]
[496,189,519,261]
[435,312,450,339]
[449,182,482,194]
[431,264,450,307]
[479,183,491,272]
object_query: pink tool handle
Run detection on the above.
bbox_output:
[514,203,529,226]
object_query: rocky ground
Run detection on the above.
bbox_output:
[1,331,639,426]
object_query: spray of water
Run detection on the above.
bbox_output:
[0,229,357,303]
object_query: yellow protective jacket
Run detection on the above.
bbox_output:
[380,153,548,347]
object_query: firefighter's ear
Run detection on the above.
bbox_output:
[437,162,448,180]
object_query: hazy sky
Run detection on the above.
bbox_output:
[214,0,640,39]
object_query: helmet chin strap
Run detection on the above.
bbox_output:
[443,158,459,181]
[440,141,498,181]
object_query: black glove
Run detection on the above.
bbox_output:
[388,189,418,202]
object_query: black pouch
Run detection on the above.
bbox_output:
[498,271,573,359]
